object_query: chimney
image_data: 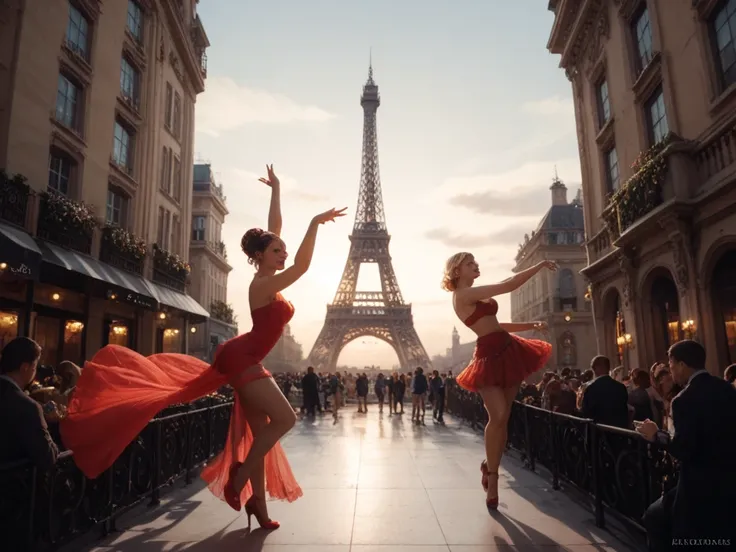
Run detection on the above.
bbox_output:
[550,176,568,206]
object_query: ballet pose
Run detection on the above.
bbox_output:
[60,165,346,530]
[442,252,555,512]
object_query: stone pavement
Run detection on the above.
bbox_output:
[81,406,639,552]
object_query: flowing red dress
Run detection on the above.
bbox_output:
[59,293,303,505]
[456,299,552,391]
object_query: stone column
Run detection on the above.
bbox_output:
[659,213,701,342]
[618,252,641,374]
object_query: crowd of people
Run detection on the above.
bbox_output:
[275,366,452,425]
[515,354,736,433]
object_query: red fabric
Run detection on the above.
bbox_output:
[59,294,303,504]
[456,330,552,391]
[463,299,499,326]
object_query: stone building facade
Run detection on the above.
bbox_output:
[547,0,736,375]
[188,164,236,361]
[510,178,597,379]
[0,1,210,364]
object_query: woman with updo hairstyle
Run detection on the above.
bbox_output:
[60,165,347,531]
[442,251,558,512]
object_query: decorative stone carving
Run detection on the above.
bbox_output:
[659,214,694,297]
[158,31,165,61]
[618,252,637,307]
[587,6,610,64]
[169,51,183,83]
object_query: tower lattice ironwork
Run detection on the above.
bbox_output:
[307,65,431,371]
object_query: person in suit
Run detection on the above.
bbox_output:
[580,355,630,428]
[0,337,59,470]
[637,340,736,550]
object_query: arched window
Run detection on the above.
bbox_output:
[559,268,576,298]
[558,331,577,367]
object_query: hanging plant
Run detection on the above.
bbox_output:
[210,300,236,324]
[40,191,97,234]
[103,226,147,260]
[603,134,673,236]
[153,243,191,279]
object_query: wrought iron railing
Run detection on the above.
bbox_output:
[445,380,678,532]
[1,397,234,552]
[0,171,31,227]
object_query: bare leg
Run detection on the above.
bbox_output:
[232,372,297,493]
[478,384,519,501]
[242,409,267,500]
[420,393,426,421]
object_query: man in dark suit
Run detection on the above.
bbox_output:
[638,340,736,550]
[0,337,59,470]
[301,366,320,417]
[580,355,630,428]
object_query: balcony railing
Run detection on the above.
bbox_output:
[1,396,234,552]
[99,227,146,276]
[602,138,672,241]
[445,381,678,532]
[193,181,225,203]
[152,245,189,292]
[694,120,736,185]
[36,192,94,255]
[0,171,31,227]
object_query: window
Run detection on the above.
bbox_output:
[56,74,80,131]
[106,188,128,227]
[173,92,182,138]
[113,120,133,171]
[120,57,140,105]
[164,83,173,128]
[633,7,654,71]
[597,79,611,126]
[548,233,558,245]
[172,215,181,255]
[126,0,143,42]
[713,0,736,88]
[160,146,171,192]
[192,216,206,241]
[605,147,620,193]
[48,151,73,195]
[156,207,171,249]
[66,3,90,60]
[173,155,181,201]
[646,89,669,144]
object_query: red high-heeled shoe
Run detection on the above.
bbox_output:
[224,462,243,512]
[245,495,280,530]
[484,469,499,513]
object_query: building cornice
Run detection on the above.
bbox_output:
[160,0,206,95]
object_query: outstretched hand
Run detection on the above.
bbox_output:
[314,207,348,225]
[539,260,558,272]
[258,164,280,188]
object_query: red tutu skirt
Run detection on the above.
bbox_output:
[456,331,552,392]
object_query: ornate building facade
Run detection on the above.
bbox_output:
[510,178,597,377]
[0,1,209,364]
[547,0,736,374]
[187,163,236,361]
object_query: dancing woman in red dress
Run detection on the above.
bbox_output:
[442,252,556,512]
[60,165,346,530]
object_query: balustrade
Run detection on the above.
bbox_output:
[1,397,234,552]
[445,381,678,532]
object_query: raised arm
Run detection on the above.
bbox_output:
[258,164,282,236]
[456,261,557,304]
[500,322,547,333]
[254,207,347,297]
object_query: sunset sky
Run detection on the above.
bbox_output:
[193,1,582,369]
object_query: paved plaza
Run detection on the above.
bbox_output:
[81,406,640,551]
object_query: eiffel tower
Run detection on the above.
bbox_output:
[307,64,431,372]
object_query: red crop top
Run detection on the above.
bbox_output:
[463,298,499,327]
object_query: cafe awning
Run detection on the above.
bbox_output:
[147,281,210,321]
[39,241,158,310]
[0,221,42,280]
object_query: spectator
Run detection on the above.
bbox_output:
[580,355,629,428]
[628,369,655,423]
[0,337,59,470]
[638,340,736,550]
[724,363,736,387]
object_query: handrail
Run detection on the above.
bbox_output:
[1,398,235,552]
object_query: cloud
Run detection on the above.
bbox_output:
[521,96,574,117]
[423,223,533,248]
[196,77,336,136]
[449,183,581,216]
